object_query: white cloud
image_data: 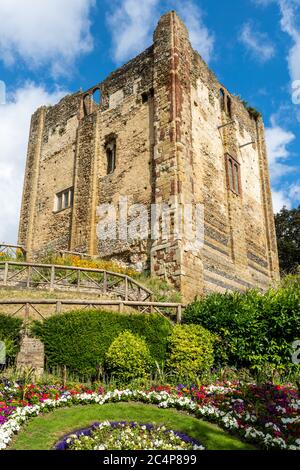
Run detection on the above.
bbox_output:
[0,83,66,243]
[289,182,300,200]
[265,117,295,183]
[240,23,275,62]
[265,115,300,211]
[278,0,300,83]
[174,1,214,63]
[106,0,214,64]
[0,0,95,76]
[106,0,159,63]
[272,189,292,212]
[253,0,300,83]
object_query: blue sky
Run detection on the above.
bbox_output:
[0,0,299,242]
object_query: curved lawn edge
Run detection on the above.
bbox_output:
[9,403,255,451]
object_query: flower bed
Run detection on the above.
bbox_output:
[0,380,299,450]
[54,421,204,450]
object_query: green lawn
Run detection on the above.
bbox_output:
[9,402,255,451]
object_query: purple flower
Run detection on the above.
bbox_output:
[53,421,202,450]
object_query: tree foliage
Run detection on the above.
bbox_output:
[183,286,300,372]
[275,205,300,274]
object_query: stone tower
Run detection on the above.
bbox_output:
[18,11,280,301]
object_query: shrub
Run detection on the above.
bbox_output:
[105,330,152,384]
[137,275,182,303]
[166,324,215,380]
[1,337,19,363]
[32,310,172,377]
[183,286,300,371]
[40,252,138,278]
[0,314,23,364]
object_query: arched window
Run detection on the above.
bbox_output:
[83,94,91,116]
[105,137,117,174]
[92,88,101,105]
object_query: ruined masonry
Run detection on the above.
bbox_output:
[16,337,45,376]
[18,11,280,301]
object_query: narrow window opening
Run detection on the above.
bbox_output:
[142,92,148,103]
[227,96,232,118]
[92,88,101,105]
[57,193,63,212]
[228,158,234,190]
[234,163,240,193]
[220,89,225,111]
[105,138,116,175]
[83,94,90,116]
[226,154,241,195]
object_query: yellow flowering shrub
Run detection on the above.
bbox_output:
[43,254,139,278]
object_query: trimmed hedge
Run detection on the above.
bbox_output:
[106,331,152,384]
[0,314,22,345]
[32,310,172,376]
[166,324,215,380]
[183,286,300,371]
[0,314,23,362]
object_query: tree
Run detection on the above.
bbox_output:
[275,205,300,274]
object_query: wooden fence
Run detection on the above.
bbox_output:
[0,244,26,259]
[0,261,152,301]
[0,299,183,324]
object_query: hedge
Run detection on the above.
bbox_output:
[0,314,23,345]
[183,286,300,371]
[166,324,215,380]
[105,331,152,384]
[0,314,23,361]
[32,310,172,376]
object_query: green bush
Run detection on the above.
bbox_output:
[0,314,22,361]
[105,330,152,384]
[166,324,215,380]
[183,286,300,371]
[32,310,172,377]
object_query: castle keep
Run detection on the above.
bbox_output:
[18,11,280,301]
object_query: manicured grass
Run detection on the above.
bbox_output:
[10,402,255,450]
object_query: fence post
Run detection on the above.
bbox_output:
[77,270,81,290]
[176,305,182,324]
[55,301,62,314]
[119,302,124,313]
[125,277,129,301]
[26,266,32,288]
[3,262,8,285]
[103,271,107,294]
[25,303,30,334]
[50,265,55,291]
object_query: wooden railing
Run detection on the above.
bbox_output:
[0,244,26,259]
[0,299,182,324]
[0,261,153,302]
[59,250,91,260]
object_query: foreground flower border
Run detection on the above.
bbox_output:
[1,388,300,451]
[54,421,205,451]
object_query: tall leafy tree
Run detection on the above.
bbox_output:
[275,205,300,274]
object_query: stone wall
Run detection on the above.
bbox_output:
[18,11,279,300]
[16,336,44,376]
